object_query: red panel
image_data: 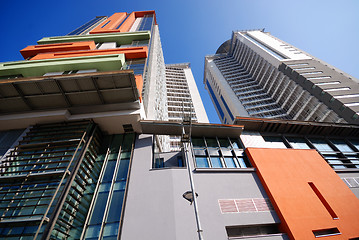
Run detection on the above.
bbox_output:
[246,148,359,240]
[20,41,96,59]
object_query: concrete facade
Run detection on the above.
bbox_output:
[205,30,359,124]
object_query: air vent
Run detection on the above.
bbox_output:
[219,198,274,214]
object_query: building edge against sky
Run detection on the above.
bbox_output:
[0,10,359,240]
[204,29,359,125]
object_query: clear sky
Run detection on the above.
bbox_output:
[1,0,358,123]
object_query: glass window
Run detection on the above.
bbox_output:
[287,137,311,149]
[349,140,359,151]
[210,157,223,168]
[330,139,354,152]
[224,157,237,168]
[106,191,124,223]
[263,136,287,148]
[196,157,209,168]
[218,138,231,149]
[192,138,205,148]
[206,138,218,148]
[154,158,164,168]
[85,224,101,239]
[309,139,333,152]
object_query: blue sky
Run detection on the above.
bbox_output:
[1,0,358,123]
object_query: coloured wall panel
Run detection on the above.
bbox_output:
[20,41,96,59]
[246,148,359,240]
[30,46,148,61]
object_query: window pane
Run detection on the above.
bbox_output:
[206,138,218,148]
[106,191,124,223]
[192,138,205,147]
[224,157,236,168]
[263,136,287,148]
[195,157,209,168]
[218,138,231,148]
[85,224,101,239]
[230,139,241,149]
[330,139,354,152]
[210,157,223,168]
[310,139,333,152]
[349,140,359,151]
[287,137,310,149]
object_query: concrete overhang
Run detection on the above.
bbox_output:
[140,120,243,138]
[0,70,140,114]
[0,70,144,134]
[234,116,359,137]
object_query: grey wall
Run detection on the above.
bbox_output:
[121,134,282,240]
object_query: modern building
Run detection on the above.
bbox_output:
[1,11,359,240]
[165,63,209,151]
[204,30,359,125]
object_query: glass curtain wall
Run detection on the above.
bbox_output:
[0,121,101,240]
[83,133,135,240]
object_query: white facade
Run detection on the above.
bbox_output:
[166,63,209,151]
[204,29,359,124]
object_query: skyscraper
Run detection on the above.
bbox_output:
[1,11,359,240]
[165,63,208,151]
[205,29,359,124]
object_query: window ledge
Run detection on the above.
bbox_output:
[194,167,256,173]
[150,167,186,171]
[334,169,359,173]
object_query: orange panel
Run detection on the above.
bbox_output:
[20,41,96,59]
[246,148,359,240]
[118,10,157,32]
[135,75,143,102]
[90,12,127,34]
[117,12,135,33]
[30,46,148,60]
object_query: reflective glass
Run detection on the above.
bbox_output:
[349,140,359,151]
[85,224,101,238]
[330,139,354,152]
[192,138,205,147]
[263,136,287,148]
[310,139,333,152]
[106,191,124,222]
[103,222,119,236]
[218,138,231,148]
[102,160,116,182]
[210,157,223,168]
[224,157,237,168]
[287,137,311,149]
[116,160,129,181]
[206,138,218,148]
[195,157,209,168]
[230,139,241,149]
[89,192,108,225]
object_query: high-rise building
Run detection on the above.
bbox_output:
[165,63,208,151]
[204,30,359,125]
[1,11,359,240]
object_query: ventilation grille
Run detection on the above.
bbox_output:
[219,198,274,214]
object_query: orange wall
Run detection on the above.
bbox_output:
[135,75,143,102]
[89,11,156,34]
[30,46,148,60]
[246,148,359,240]
[89,12,127,34]
[20,41,96,59]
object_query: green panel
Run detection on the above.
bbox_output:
[37,31,151,46]
[0,54,125,78]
